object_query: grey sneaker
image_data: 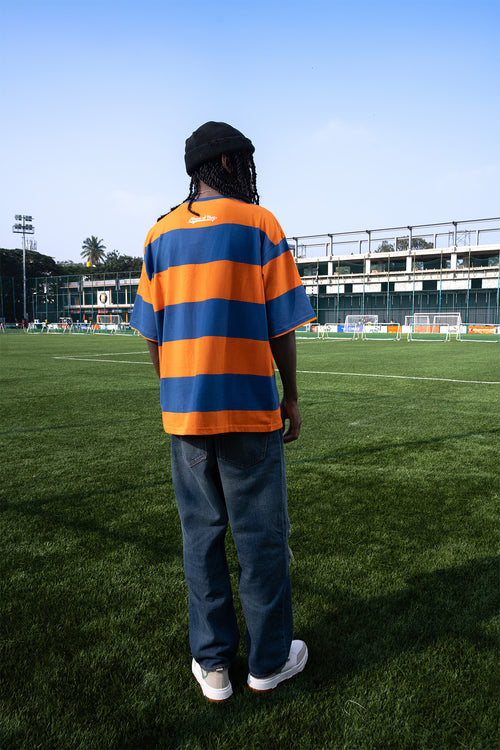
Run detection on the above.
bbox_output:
[192,659,233,701]
[247,640,308,692]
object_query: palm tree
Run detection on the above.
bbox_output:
[81,236,106,265]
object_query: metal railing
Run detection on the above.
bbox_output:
[288,217,500,259]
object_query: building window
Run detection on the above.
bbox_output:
[423,280,437,291]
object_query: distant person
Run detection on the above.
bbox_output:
[131,121,315,701]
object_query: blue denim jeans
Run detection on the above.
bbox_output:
[170,429,293,677]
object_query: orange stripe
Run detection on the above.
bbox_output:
[159,337,274,378]
[270,316,317,339]
[150,260,264,309]
[263,250,303,301]
[136,264,153,304]
[162,408,283,435]
[147,198,285,246]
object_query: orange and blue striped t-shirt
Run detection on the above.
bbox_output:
[130,196,315,435]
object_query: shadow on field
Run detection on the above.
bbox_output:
[296,555,499,682]
[288,427,500,465]
[116,557,499,749]
[2,479,180,561]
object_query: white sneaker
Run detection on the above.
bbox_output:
[247,640,308,692]
[192,659,233,701]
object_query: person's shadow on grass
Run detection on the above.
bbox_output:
[294,554,499,683]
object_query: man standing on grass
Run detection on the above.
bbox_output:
[130,122,315,701]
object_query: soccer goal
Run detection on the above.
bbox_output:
[316,324,355,340]
[27,322,47,334]
[406,313,462,341]
[43,318,73,334]
[344,315,379,340]
[96,313,122,332]
[362,323,402,341]
[460,325,500,343]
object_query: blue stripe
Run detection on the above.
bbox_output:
[144,224,291,278]
[145,224,265,277]
[156,299,269,344]
[129,295,157,341]
[160,373,280,414]
[266,286,316,338]
[129,285,314,344]
[261,236,290,267]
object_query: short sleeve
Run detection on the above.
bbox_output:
[262,236,315,338]
[129,261,158,342]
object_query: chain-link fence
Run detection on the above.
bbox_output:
[0,271,140,325]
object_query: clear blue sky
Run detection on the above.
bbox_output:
[1,0,499,263]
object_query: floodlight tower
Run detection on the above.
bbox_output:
[12,214,34,320]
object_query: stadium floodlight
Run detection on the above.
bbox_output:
[12,214,35,320]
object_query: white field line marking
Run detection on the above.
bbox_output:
[53,356,500,385]
[83,351,149,356]
[298,370,500,385]
[53,356,151,365]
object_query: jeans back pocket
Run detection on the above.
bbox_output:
[180,436,208,467]
[217,432,269,469]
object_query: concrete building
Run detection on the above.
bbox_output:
[23,217,499,328]
[290,218,500,326]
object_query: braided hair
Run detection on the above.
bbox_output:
[159,150,259,221]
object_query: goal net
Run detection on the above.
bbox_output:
[344,314,378,340]
[460,325,500,343]
[316,324,355,340]
[406,313,462,341]
[96,313,122,331]
[27,322,47,333]
[362,324,401,341]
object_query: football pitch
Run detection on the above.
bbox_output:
[1,333,499,750]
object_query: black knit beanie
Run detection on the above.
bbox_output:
[184,121,254,176]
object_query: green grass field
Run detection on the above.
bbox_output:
[1,333,499,750]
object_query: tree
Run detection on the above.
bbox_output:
[375,241,394,253]
[102,250,142,273]
[56,260,89,275]
[395,237,434,251]
[81,236,106,265]
[0,248,61,321]
[375,237,434,253]
[0,247,59,278]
